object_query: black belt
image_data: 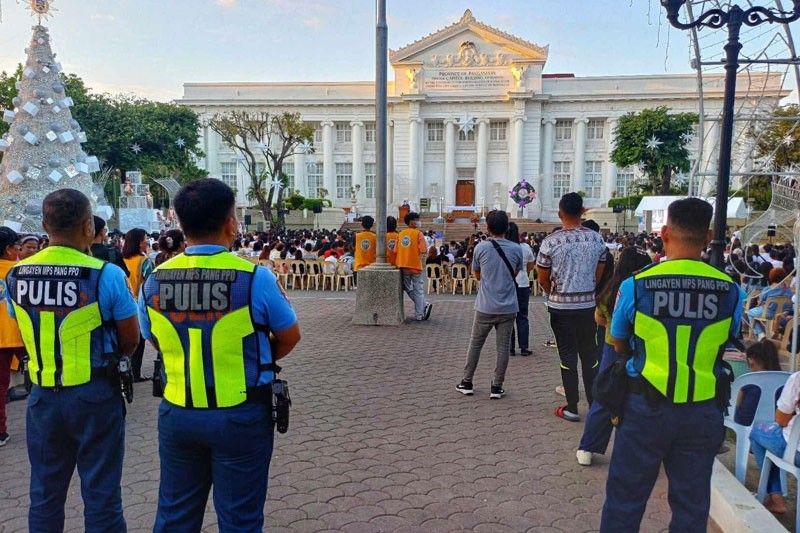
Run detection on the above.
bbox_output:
[245,386,273,404]
[33,367,116,390]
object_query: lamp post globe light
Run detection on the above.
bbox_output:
[660,0,800,268]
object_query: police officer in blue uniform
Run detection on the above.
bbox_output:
[5,189,140,532]
[600,198,745,532]
[138,178,301,532]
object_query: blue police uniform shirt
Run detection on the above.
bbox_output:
[611,274,745,377]
[137,244,297,386]
[5,260,137,360]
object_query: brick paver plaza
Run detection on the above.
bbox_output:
[0,293,674,532]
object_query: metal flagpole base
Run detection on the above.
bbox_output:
[352,265,405,326]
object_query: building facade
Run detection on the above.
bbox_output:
[179,9,785,222]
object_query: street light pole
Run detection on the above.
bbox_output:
[660,0,800,268]
[374,0,389,264]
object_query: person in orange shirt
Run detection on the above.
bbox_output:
[386,216,399,267]
[395,212,433,321]
[0,227,25,446]
[353,216,377,285]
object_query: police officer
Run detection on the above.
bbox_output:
[600,198,744,532]
[5,189,140,532]
[138,178,301,532]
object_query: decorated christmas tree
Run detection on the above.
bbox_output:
[0,23,102,231]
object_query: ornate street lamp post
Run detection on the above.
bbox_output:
[661,0,800,268]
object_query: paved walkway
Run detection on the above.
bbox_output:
[0,293,673,532]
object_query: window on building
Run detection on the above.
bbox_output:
[335,122,351,143]
[490,120,508,141]
[220,162,237,190]
[427,120,444,142]
[616,168,636,197]
[555,120,572,141]
[364,163,376,199]
[587,119,605,140]
[282,162,295,192]
[364,122,376,143]
[313,123,323,144]
[585,161,603,198]
[335,162,353,199]
[553,161,571,199]
[307,162,324,198]
[458,128,476,141]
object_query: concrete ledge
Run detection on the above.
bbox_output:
[352,267,405,326]
[710,459,786,532]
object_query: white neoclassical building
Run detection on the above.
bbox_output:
[179,9,785,222]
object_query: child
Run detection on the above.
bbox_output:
[734,339,782,426]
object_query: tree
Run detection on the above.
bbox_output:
[209,111,314,225]
[611,106,698,195]
[746,104,800,209]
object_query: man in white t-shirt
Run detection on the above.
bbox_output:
[749,371,800,514]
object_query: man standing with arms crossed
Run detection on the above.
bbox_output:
[600,198,744,532]
[139,179,301,532]
[5,189,140,532]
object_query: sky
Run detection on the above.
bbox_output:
[0,0,780,102]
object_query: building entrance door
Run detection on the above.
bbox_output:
[455,180,475,206]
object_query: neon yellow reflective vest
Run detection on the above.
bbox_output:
[142,251,274,409]
[631,259,741,403]
[6,246,107,388]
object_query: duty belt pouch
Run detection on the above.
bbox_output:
[271,379,291,434]
[592,355,628,425]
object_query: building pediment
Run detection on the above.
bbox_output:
[390,9,549,65]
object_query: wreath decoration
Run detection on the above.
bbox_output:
[509,179,537,208]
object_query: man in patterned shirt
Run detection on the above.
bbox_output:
[536,192,607,422]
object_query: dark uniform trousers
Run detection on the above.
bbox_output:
[600,393,724,533]
[27,379,126,533]
[154,401,274,533]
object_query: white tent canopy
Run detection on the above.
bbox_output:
[634,196,748,219]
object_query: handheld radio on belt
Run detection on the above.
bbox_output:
[117,355,134,404]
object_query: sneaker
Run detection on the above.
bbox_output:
[520,349,533,356]
[555,406,580,422]
[0,433,8,447]
[423,303,433,321]
[509,350,517,356]
[543,340,557,348]
[490,386,505,399]
[576,450,592,466]
[455,381,474,395]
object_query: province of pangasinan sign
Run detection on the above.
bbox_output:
[424,67,512,94]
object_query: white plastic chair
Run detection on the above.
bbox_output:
[757,412,800,525]
[724,370,790,484]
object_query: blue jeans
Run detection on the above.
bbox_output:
[154,401,275,533]
[601,394,723,533]
[579,342,616,454]
[402,270,427,320]
[27,380,126,533]
[750,421,800,495]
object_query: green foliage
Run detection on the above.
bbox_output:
[611,106,698,194]
[607,195,643,209]
[745,104,800,210]
[0,65,206,185]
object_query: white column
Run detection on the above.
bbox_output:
[572,118,588,193]
[293,151,306,197]
[508,115,526,212]
[541,118,556,210]
[444,119,457,208]
[408,118,422,206]
[700,120,719,196]
[351,121,364,200]
[475,119,489,212]
[604,118,618,201]
[388,120,395,206]
[322,120,335,201]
